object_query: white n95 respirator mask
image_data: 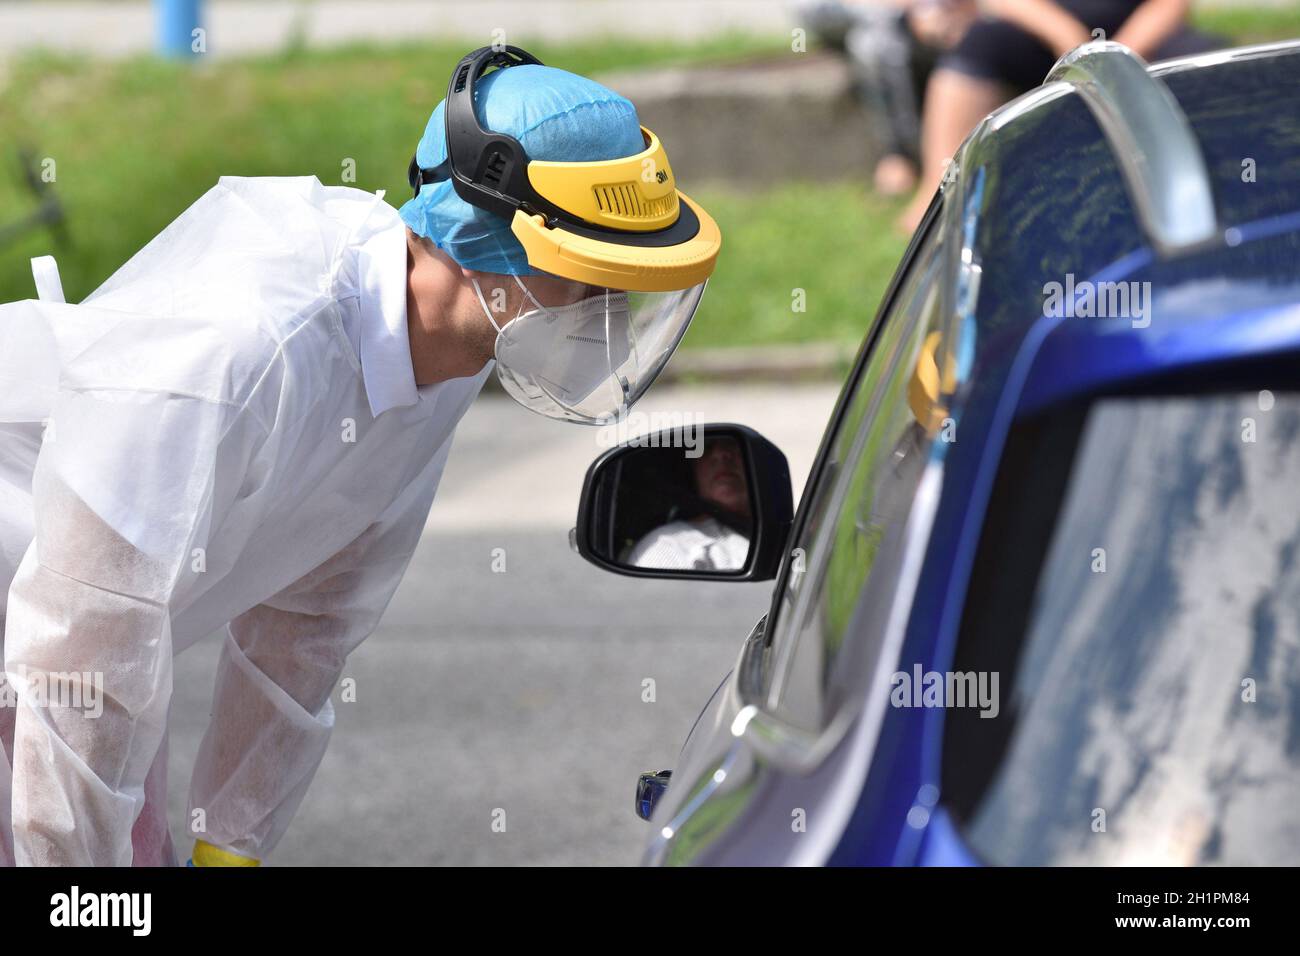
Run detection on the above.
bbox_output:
[473,275,705,425]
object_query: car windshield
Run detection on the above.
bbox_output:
[944,391,1300,865]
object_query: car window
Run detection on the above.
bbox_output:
[762,218,951,733]
[945,392,1300,865]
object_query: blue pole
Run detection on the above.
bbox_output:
[156,0,203,59]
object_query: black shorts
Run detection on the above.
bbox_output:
[938,2,1224,93]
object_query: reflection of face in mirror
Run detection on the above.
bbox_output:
[623,435,753,572]
[692,435,751,520]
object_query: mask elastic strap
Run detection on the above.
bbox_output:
[472,277,507,335]
[513,275,550,316]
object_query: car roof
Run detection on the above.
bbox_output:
[949,41,1300,424]
[1161,43,1300,229]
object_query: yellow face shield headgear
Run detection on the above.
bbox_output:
[408,45,722,295]
[408,46,723,425]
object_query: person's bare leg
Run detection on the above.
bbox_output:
[874,154,918,196]
[898,69,1007,233]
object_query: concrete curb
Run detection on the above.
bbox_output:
[663,340,857,382]
[596,51,875,186]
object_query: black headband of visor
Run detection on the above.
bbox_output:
[406,45,700,248]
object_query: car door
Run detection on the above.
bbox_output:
[645,199,962,864]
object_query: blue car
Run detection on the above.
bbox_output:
[574,39,1300,866]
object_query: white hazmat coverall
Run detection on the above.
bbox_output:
[0,176,490,866]
[627,517,750,572]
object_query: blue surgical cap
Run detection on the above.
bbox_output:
[399,64,646,276]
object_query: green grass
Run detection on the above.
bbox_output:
[2,10,1296,352]
[1192,6,1300,44]
[682,183,908,352]
[0,34,787,307]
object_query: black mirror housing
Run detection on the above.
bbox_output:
[574,423,793,581]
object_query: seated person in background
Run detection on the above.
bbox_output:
[628,436,753,572]
[795,0,981,196]
[899,0,1224,231]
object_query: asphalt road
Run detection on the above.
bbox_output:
[168,381,839,865]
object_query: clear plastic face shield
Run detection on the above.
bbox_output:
[473,274,706,424]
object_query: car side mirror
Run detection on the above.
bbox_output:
[574,423,793,581]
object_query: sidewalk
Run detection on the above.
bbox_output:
[0,0,790,66]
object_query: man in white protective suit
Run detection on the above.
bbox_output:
[0,46,721,866]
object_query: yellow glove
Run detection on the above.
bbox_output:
[190,840,260,867]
